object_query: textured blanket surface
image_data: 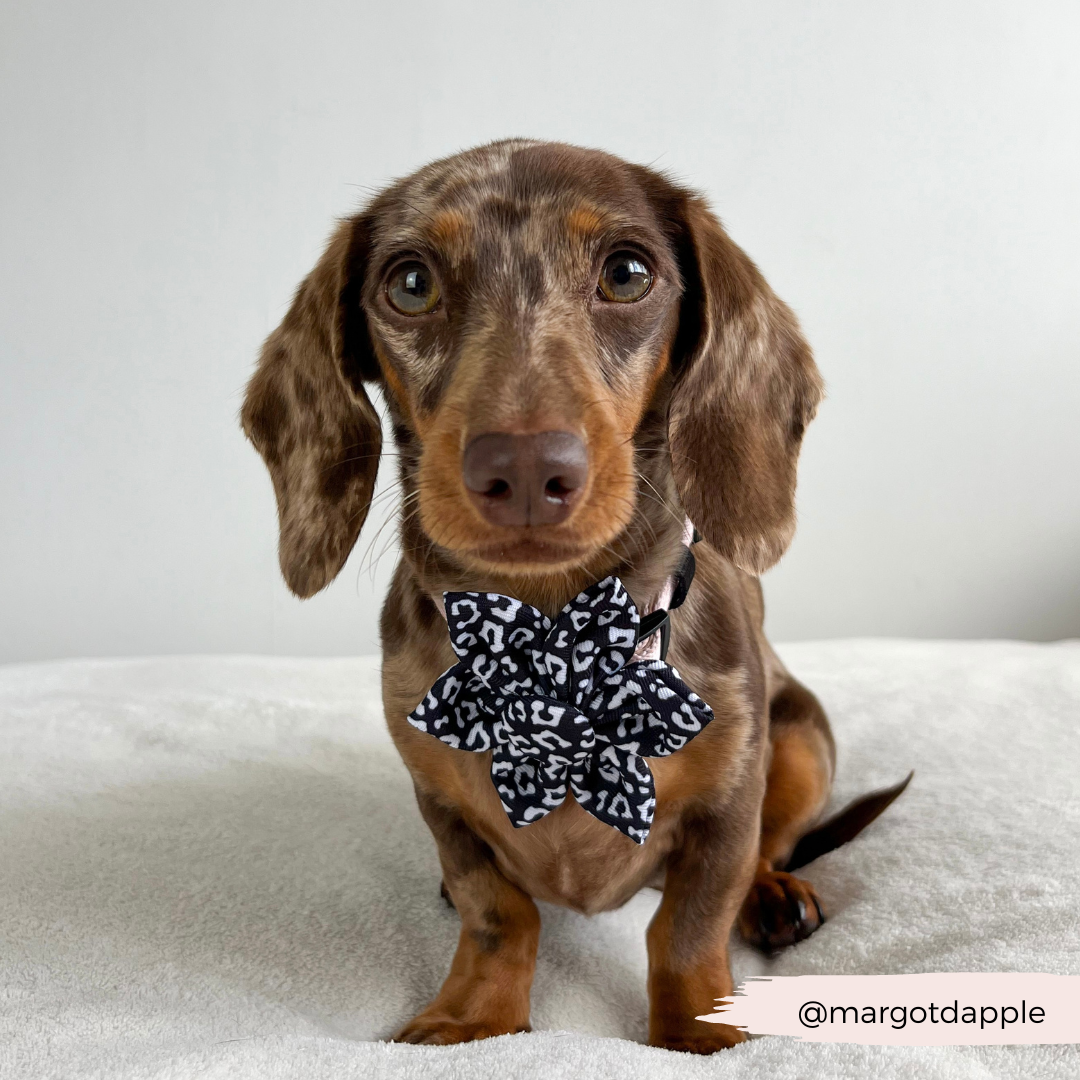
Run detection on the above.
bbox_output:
[1,640,1078,1079]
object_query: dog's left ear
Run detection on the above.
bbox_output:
[663,192,823,574]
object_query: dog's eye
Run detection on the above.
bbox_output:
[386,261,440,315]
[598,252,652,303]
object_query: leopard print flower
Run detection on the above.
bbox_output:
[408,577,713,844]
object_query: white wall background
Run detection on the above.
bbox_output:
[2,0,1078,664]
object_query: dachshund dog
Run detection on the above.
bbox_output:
[241,139,907,1054]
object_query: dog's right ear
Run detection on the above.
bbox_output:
[241,215,382,598]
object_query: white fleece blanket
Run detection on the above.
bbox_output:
[1,641,1078,1079]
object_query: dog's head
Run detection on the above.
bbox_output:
[242,140,822,599]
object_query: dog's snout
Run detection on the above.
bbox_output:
[462,431,588,527]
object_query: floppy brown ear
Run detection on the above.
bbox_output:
[666,195,823,574]
[241,216,382,598]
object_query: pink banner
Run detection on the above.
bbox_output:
[697,973,1080,1045]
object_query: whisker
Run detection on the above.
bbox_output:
[317,450,403,476]
[357,491,417,580]
[635,472,683,528]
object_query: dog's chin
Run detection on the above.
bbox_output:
[419,492,635,576]
[457,536,607,576]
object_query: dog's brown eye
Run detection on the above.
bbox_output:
[598,252,652,303]
[386,261,440,315]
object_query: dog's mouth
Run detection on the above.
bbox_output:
[459,533,602,571]
[418,493,636,578]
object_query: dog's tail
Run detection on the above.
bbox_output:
[784,771,914,873]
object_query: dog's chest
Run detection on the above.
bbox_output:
[479,795,676,915]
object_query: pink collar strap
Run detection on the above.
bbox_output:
[630,516,697,662]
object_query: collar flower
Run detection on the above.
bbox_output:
[408,576,713,844]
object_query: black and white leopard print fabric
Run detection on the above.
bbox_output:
[407,576,713,844]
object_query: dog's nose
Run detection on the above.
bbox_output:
[462,431,588,527]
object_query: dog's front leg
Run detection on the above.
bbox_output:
[394,788,540,1045]
[646,809,759,1053]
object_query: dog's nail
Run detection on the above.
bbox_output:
[760,901,779,936]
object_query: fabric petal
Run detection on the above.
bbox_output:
[444,591,548,660]
[592,660,713,757]
[570,742,656,844]
[542,576,639,702]
[491,746,569,828]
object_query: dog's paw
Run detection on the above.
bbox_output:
[738,870,825,951]
[393,1014,529,1045]
[650,1024,746,1054]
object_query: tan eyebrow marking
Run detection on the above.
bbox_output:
[427,209,472,261]
[566,205,607,238]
